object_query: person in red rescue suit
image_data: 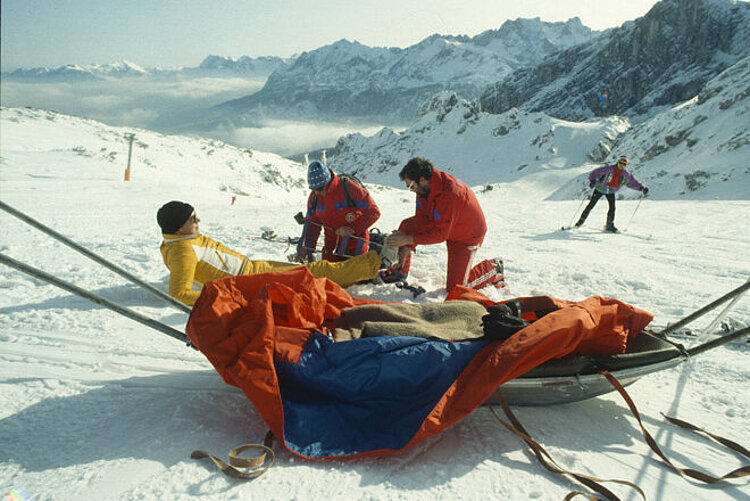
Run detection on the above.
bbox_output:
[385,157,497,291]
[298,161,381,262]
[157,201,381,306]
[575,156,649,233]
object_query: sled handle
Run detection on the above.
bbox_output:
[0,200,191,313]
[658,278,750,337]
[0,253,191,345]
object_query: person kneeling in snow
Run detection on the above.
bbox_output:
[298,160,380,263]
[384,157,503,291]
[576,156,649,233]
[157,201,382,306]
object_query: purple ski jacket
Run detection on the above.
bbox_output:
[589,164,645,195]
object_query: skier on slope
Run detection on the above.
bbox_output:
[575,156,649,232]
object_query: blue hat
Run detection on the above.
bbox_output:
[307,161,332,190]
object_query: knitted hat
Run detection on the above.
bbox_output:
[157,201,194,234]
[307,161,332,190]
[617,156,628,165]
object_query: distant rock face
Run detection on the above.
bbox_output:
[603,55,750,199]
[210,18,597,124]
[479,0,750,121]
[184,55,289,77]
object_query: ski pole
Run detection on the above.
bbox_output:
[0,252,191,345]
[623,195,644,232]
[0,200,191,313]
[568,197,587,228]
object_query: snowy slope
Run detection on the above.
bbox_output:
[330,56,750,201]
[1,108,748,501]
[329,91,630,199]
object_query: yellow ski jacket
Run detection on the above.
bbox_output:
[160,233,380,306]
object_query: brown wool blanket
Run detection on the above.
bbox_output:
[333,300,487,342]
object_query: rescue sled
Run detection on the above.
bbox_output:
[495,280,749,406]
[1,199,748,461]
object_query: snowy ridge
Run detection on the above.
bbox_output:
[2,55,289,81]
[211,18,596,123]
[330,56,750,200]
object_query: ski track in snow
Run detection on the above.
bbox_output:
[1,108,749,500]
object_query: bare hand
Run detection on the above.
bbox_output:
[386,232,414,248]
[398,246,411,267]
[335,226,355,237]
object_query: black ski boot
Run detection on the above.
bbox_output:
[605,223,619,233]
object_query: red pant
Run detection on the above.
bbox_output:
[400,241,480,290]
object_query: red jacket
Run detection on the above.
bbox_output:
[399,169,486,246]
[304,171,380,259]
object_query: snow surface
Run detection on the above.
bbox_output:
[1,107,749,500]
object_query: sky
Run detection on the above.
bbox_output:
[0,0,661,71]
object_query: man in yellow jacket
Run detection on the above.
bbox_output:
[157,201,381,306]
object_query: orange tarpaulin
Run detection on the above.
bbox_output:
[186,267,653,458]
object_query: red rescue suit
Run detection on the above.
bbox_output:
[303,171,381,262]
[398,169,487,290]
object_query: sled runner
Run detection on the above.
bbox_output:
[495,330,687,406]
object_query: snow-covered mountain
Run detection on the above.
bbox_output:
[1,55,289,81]
[0,106,308,202]
[328,55,750,200]
[479,0,750,121]
[209,18,596,124]
[1,60,151,81]
[180,55,290,77]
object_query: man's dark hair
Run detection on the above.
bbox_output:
[399,157,434,181]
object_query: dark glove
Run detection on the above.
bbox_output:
[642,187,649,195]
[589,180,595,188]
[481,301,530,342]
